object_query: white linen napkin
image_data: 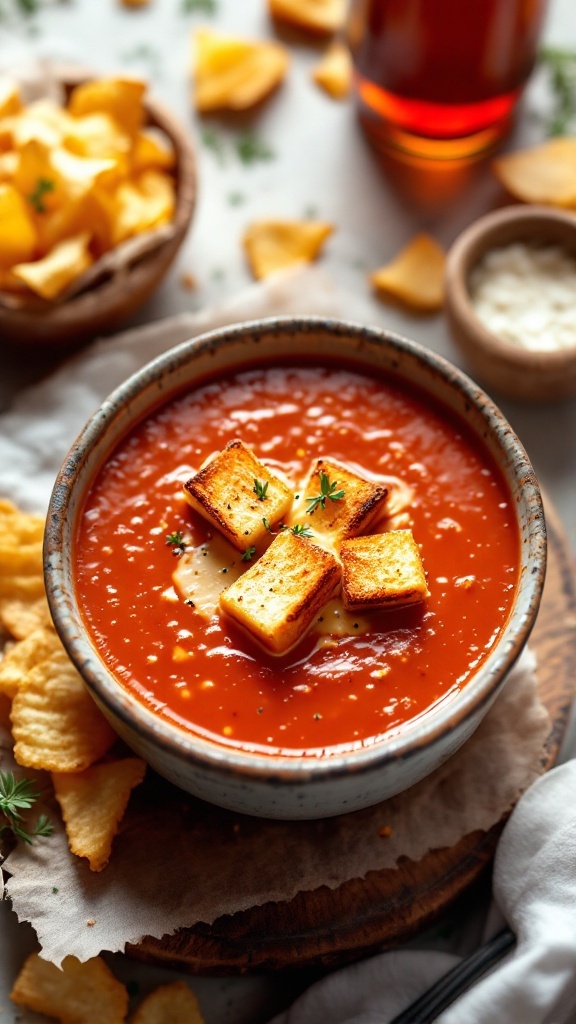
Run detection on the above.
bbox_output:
[268,760,576,1024]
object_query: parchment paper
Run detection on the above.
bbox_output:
[2,650,549,965]
[0,265,551,965]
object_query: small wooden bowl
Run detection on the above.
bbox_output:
[0,69,197,349]
[445,205,576,402]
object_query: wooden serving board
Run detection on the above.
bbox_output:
[128,498,576,975]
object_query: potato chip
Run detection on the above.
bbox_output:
[0,537,43,577]
[243,218,334,279]
[10,952,128,1024]
[268,0,346,33]
[193,28,289,112]
[68,76,147,136]
[370,233,446,311]
[36,188,116,257]
[0,573,46,601]
[0,626,59,699]
[52,757,147,871]
[132,128,176,173]
[492,137,576,207]
[12,139,64,215]
[0,594,52,641]
[0,499,45,544]
[0,183,37,268]
[11,646,116,771]
[112,170,175,244]
[0,150,17,181]
[0,77,21,119]
[12,99,73,149]
[131,981,205,1024]
[64,111,132,161]
[312,41,352,99]
[12,232,93,300]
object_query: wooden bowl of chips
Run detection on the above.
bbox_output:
[0,67,196,348]
[445,205,576,402]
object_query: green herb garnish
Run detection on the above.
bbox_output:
[0,771,53,845]
[166,531,187,555]
[200,126,227,165]
[306,471,345,514]
[288,523,313,537]
[181,0,217,13]
[253,478,269,501]
[241,545,256,561]
[235,129,275,165]
[27,177,55,213]
[538,46,576,135]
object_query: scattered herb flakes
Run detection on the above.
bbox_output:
[538,46,576,136]
[166,531,187,556]
[52,886,59,893]
[120,43,162,76]
[262,516,273,532]
[181,0,217,13]
[0,771,53,845]
[200,125,227,165]
[306,471,345,514]
[241,545,256,561]
[236,129,275,165]
[227,190,245,206]
[27,177,55,213]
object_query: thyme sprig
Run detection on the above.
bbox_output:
[253,478,269,501]
[262,518,313,538]
[0,771,53,845]
[306,471,345,514]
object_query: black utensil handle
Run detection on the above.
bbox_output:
[388,927,516,1024]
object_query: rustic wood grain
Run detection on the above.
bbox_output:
[128,498,575,974]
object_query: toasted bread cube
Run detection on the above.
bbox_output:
[219,530,341,654]
[183,440,293,551]
[301,458,388,542]
[341,530,430,610]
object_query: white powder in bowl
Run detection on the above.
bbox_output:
[469,242,576,352]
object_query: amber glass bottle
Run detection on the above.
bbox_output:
[348,0,549,159]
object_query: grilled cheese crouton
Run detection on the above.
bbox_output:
[183,440,293,551]
[219,530,341,655]
[341,530,429,610]
[299,458,388,544]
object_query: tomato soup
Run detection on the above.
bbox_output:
[75,362,519,756]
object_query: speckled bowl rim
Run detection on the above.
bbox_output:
[445,204,576,366]
[44,316,546,787]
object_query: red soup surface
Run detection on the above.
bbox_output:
[75,362,519,756]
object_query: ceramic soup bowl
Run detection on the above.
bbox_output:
[44,317,546,819]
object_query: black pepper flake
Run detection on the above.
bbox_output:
[353,622,359,629]
[257,706,264,714]
[185,598,195,607]
[313,712,322,720]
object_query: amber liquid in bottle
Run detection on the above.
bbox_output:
[348,0,548,159]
